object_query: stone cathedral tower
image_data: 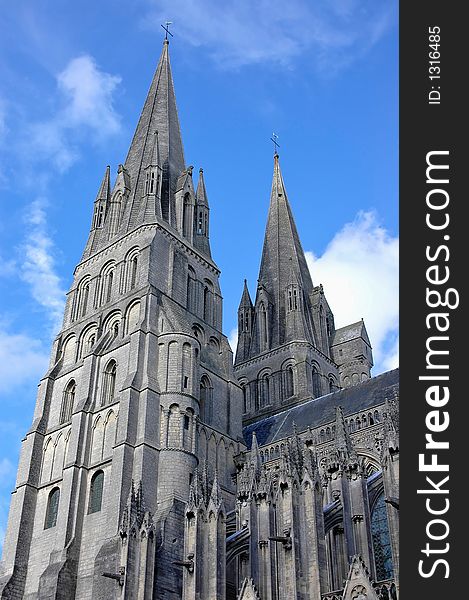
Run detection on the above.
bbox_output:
[1,37,399,600]
[0,40,243,600]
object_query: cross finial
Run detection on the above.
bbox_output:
[161,21,174,41]
[270,132,280,156]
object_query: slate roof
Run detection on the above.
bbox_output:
[243,368,399,448]
[331,320,371,346]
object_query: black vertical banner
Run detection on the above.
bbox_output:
[400,2,466,598]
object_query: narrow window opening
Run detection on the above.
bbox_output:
[88,471,104,514]
[44,488,60,529]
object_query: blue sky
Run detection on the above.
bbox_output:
[0,0,398,549]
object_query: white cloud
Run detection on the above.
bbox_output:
[57,55,122,136]
[20,198,66,333]
[145,0,396,70]
[24,55,122,171]
[305,211,398,374]
[0,328,49,393]
[228,327,238,354]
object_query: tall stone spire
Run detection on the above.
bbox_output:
[235,280,254,363]
[254,153,315,348]
[258,153,314,303]
[121,39,186,230]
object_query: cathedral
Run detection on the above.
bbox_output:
[0,39,399,600]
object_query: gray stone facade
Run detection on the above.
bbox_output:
[0,39,399,600]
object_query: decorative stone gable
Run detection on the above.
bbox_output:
[342,556,379,600]
[238,577,261,600]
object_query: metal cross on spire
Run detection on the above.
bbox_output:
[161,21,174,40]
[270,132,280,155]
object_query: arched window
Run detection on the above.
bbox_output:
[106,270,114,303]
[203,280,213,324]
[44,487,60,529]
[99,263,116,306]
[285,366,294,398]
[329,376,336,393]
[96,205,104,228]
[183,193,193,238]
[73,277,91,321]
[60,380,76,424]
[187,267,197,312]
[312,366,321,398]
[61,335,76,365]
[259,302,268,349]
[101,360,117,405]
[130,255,138,289]
[241,384,247,414]
[125,301,140,335]
[371,492,394,581]
[200,376,213,423]
[259,373,270,407]
[88,470,104,514]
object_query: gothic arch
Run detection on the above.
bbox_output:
[44,487,60,529]
[203,279,214,324]
[88,470,105,514]
[200,374,213,423]
[192,323,205,343]
[61,334,77,365]
[101,359,117,406]
[239,379,248,414]
[168,403,180,447]
[78,323,98,358]
[282,359,295,398]
[98,261,116,306]
[41,437,54,484]
[328,373,339,393]
[257,369,272,408]
[103,410,117,458]
[187,267,197,312]
[217,437,227,482]
[312,362,322,398]
[124,299,141,334]
[73,275,91,321]
[60,379,76,424]
[103,310,122,338]
[123,247,140,292]
[198,426,208,463]
[91,415,104,463]
[207,433,217,478]
[51,432,66,480]
[181,342,192,391]
[182,192,193,239]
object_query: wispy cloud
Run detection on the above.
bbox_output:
[144,0,396,70]
[305,211,398,374]
[19,198,66,333]
[23,54,122,171]
[0,328,49,394]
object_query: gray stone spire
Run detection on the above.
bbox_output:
[258,153,313,295]
[235,280,254,363]
[254,153,315,349]
[194,168,212,257]
[121,39,186,230]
